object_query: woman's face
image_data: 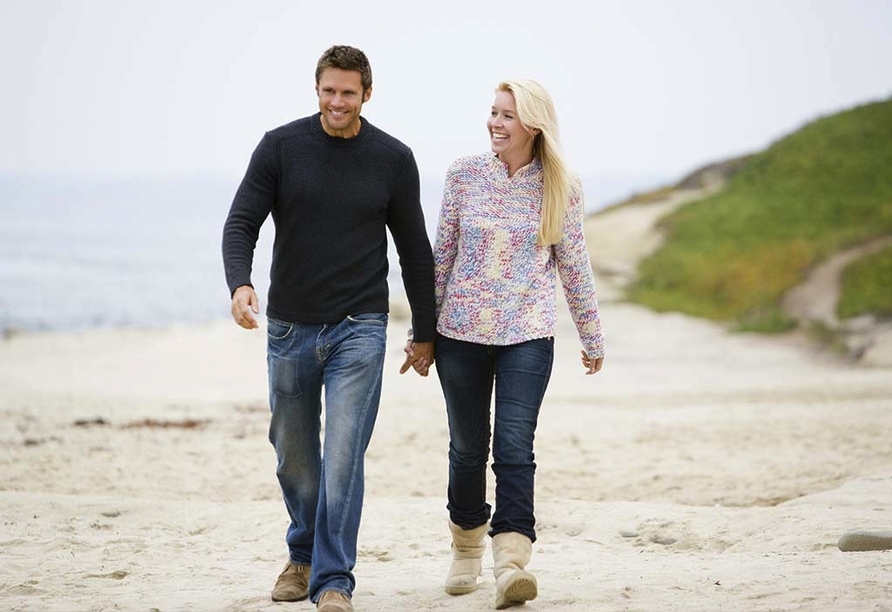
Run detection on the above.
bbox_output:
[487,90,536,163]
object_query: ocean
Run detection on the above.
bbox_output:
[0,173,642,333]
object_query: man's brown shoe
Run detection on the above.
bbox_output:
[316,589,353,612]
[271,561,310,602]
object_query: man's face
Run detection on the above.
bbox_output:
[316,68,371,138]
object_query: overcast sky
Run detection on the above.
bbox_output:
[3,0,891,198]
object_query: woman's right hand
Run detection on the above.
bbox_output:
[581,351,603,375]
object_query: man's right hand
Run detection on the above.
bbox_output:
[231,285,260,330]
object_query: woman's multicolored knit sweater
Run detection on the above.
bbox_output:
[434,153,605,357]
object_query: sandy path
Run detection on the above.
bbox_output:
[583,187,717,299]
[782,235,892,327]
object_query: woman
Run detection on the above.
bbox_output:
[432,79,605,608]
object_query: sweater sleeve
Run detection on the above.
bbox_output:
[386,149,437,342]
[222,133,278,297]
[433,162,461,315]
[554,188,605,358]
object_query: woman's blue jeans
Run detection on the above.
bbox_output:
[435,334,554,542]
[266,313,387,602]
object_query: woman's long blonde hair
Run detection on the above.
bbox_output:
[497,79,580,246]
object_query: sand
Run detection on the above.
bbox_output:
[3,204,892,611]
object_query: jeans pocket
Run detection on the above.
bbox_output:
[345,313,388,338]
[267,317,293,340]
[267,318,300,397]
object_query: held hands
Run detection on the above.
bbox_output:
[231,285,260,330]
[581,350,604,375]
[400,340,435,377]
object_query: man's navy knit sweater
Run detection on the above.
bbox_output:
[222,114,436,342]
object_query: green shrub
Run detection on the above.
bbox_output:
[838,243,892,319]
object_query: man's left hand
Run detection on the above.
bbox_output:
[400,341,435,376]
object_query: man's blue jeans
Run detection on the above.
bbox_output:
[266,313,387,602]
[435,334,554,542]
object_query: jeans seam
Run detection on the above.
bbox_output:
[335,356,382,538]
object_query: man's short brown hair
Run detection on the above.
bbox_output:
[316,45,373,93]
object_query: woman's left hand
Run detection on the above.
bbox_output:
[581,351,603,375]
[401,340,435,376]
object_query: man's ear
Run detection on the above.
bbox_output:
[363,86,373,103]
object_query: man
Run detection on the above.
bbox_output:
[222,45,435,612]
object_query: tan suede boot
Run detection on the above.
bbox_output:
[492,532,537,609]
[270,561,310,602]
[316,589,353,612]
[444,520,488,595]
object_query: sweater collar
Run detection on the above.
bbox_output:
[488,153,541,178]
[311,112,370,144]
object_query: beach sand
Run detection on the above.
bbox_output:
[3,207,892,610]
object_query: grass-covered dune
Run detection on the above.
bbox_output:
[628,97,892,332]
